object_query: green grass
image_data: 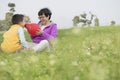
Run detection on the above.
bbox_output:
[0,26,120,80]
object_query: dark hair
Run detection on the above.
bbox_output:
[12,14,24,24]
[38,8,52,20]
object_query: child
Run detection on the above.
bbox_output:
[1,14,29,53]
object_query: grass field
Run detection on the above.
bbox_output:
[0,26,120,80]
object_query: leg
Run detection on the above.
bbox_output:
[32,40,50,52]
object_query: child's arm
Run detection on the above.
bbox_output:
[18,27,29,49]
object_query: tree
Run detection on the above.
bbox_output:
[72,12,99,27]
[94,16,99,26]
[80,13,87,19]
[79,12,94,27]
[72,16,80,26]
[8,3,15,13]
[110,20,116,26]
[79,13,87,26]
[0,3,16,31]
[6,3,16,22]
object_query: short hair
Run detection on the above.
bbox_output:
[38,8,52,20]
[12,14,24,24]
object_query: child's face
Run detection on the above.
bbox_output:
[19,17,26,27]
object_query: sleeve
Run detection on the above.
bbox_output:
[18,27,29,49]
[42,23,58,39]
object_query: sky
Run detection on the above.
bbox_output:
[0,0,120,29]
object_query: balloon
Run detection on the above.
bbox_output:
[25,23,41,36]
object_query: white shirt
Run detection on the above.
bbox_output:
[18,27,28,49]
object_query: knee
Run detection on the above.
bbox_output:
[42,40,49,46]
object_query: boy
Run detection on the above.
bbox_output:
[1,14,29,53]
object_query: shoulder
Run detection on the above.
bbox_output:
[50,22,57,27]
